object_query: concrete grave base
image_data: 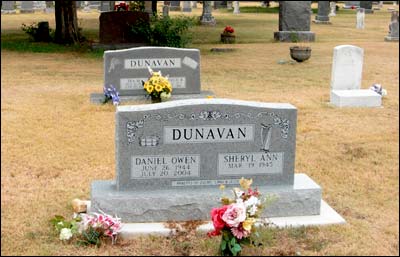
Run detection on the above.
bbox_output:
[90,90,216,104]
[117,199,345,239]
[312,20,332,24]
[330,89,382,107]
[274,31,316,42]
[90,173,322,223]
[384,36,399,41]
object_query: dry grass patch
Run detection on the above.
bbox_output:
[1,3,399,256]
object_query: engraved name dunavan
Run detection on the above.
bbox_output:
[164,125,254,144]
[124,58,181,69]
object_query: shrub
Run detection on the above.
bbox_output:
[130,15,195,48]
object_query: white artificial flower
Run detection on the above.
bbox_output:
[244,196,260,216]
[59,228,73,241]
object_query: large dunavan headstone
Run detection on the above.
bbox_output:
[330,45,381,107]
[90,99,323,222]
[274,1,315,42]
[385,11,399,41]
[90,47,214,103]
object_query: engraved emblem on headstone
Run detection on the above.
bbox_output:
[260,124,272,152]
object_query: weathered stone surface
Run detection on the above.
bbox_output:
[330,90,382,107]
[385,11,399,41]
[314,1,331,23]
[200,1,216,25]
[274,1,315,42]
[90,173,321,222]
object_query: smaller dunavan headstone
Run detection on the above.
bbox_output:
[1,1,16,14]
[90,47,214,103]
[20,1,34,13]
[356,8,365,29]
[313,1,331,24]
[385,11,399,41]
[330,45,381,107]
[90,98,325,222]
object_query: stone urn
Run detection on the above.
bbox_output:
[290,46,312,62]
[221,33,236,44]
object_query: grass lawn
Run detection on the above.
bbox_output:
[1,2,399,256]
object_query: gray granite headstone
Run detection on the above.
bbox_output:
[90,99,322,222]
[102,47,201,96]
[274,1,315,42]
[162,5,169,17]
[360,1,374,13]
[20,1,34,13]
[314,1,331,23]
[385,11,399,41]
[169,1,181,11]
[1,1,16,14]
[100,1,112,12]
[200,1,216,25]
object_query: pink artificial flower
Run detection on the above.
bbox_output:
[222,203,246,228]
[231,224,251,239]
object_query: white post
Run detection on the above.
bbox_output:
[356,8,365,29]
[233,1,240,14]
[329,2,336,16]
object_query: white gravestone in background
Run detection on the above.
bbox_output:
[329,2,336,16]
[356,8,365,29]
[233,1,240,14]
[330,45,381,107]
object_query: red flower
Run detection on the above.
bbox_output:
[207,205,229,237]
[223,26,235,34]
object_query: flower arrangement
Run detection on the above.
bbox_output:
[142,67,172,103]
[222,26,235,35]
[50,211,122,247]
[208,178,273,256]
[103,85,120,105]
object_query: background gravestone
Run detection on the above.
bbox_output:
[200,1,216,25]
[20,1,34,13]
[182,1,191,12]
[356,8,365,29]
[169,1,181,11]
[385,11,399,41]
[1,1,16,14]
[274,1,315,42]
[90,99,323,222]
[343,1,360,9]
[360,1,374,13]
[314,1,331,24]
[330,45,381,107]
[98,11,149,45]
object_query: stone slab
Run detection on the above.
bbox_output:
[90,173,322,222]
[103,47,201,96]
[330,89,382,107]
[384,35,399,41]
[89,91,215,104]
[274,31,316,42]
[117,199,345,239]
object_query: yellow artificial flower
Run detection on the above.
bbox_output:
[155,84,163,92]
[146,85,154,94]
[207,95,214,99]
[242,218,255,231]
[219,184,225,190]
[239,177,253,190]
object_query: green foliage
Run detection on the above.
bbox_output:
[130,15,195,48]
[50,215,80,235]
[77,226,102,247]
[21,22,53,42]
[128,1,145,12]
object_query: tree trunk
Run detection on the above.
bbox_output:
[152,0,157,16]
[54,0,80,44]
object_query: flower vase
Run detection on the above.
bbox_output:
[221,33,236,44]
[151,96,161,103]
